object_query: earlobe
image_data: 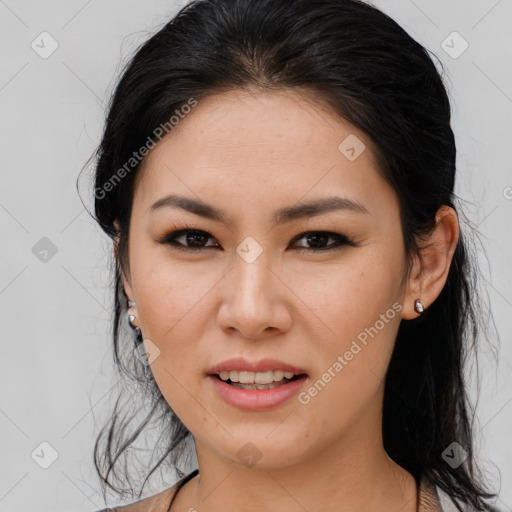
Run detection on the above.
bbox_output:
[401,253,425,320]
[401,205,460,320]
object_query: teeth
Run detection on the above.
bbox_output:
[218,370,297,383]
[230,381,287,390]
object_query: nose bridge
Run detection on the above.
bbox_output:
[231,240,273,303]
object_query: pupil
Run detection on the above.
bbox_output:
[307,233,327,248]
[187,231,206,247]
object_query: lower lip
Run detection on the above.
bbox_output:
[208,374,308,411]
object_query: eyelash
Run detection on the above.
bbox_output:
[157,223,357,253]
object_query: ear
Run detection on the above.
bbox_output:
[401,205,460,320]
[113,219,135,304]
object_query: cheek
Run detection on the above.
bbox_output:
[132,255,217,341]
[290,249,402,405]
[130,256,219,390]
[132,261,211,425]
[285,247,402,343]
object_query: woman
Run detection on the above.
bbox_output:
[89,0,501,510]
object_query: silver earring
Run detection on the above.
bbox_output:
[414,298,424,314]
[127,301,143,344]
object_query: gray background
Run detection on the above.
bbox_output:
[0,0,510,511]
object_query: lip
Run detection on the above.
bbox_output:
[207,357,307,375]
[209,374,308,410]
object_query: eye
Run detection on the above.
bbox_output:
[159,225,220,251]
[290,231,356,253]
[158,226,356,253]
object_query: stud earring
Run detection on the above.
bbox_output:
[127,300,143,344]
[414,298,424,314]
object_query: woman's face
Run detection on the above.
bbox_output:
[121,88,411,470]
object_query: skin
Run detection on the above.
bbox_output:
[116,87,460,512]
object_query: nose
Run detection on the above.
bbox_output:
[217,249,292,340]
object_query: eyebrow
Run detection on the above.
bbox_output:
[149,194,370,225]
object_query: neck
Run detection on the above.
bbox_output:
[178,435,417,512]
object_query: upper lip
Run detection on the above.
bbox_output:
[207,357,307,375]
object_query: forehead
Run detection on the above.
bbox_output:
[133,88,398,222]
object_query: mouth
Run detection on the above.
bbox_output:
[207,367,309,410]
[210,370,307,390]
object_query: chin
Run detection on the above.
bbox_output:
[216,434,309,471]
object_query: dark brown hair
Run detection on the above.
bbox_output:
[84,0,501,509]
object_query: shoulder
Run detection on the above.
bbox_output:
[93,483,179,512]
